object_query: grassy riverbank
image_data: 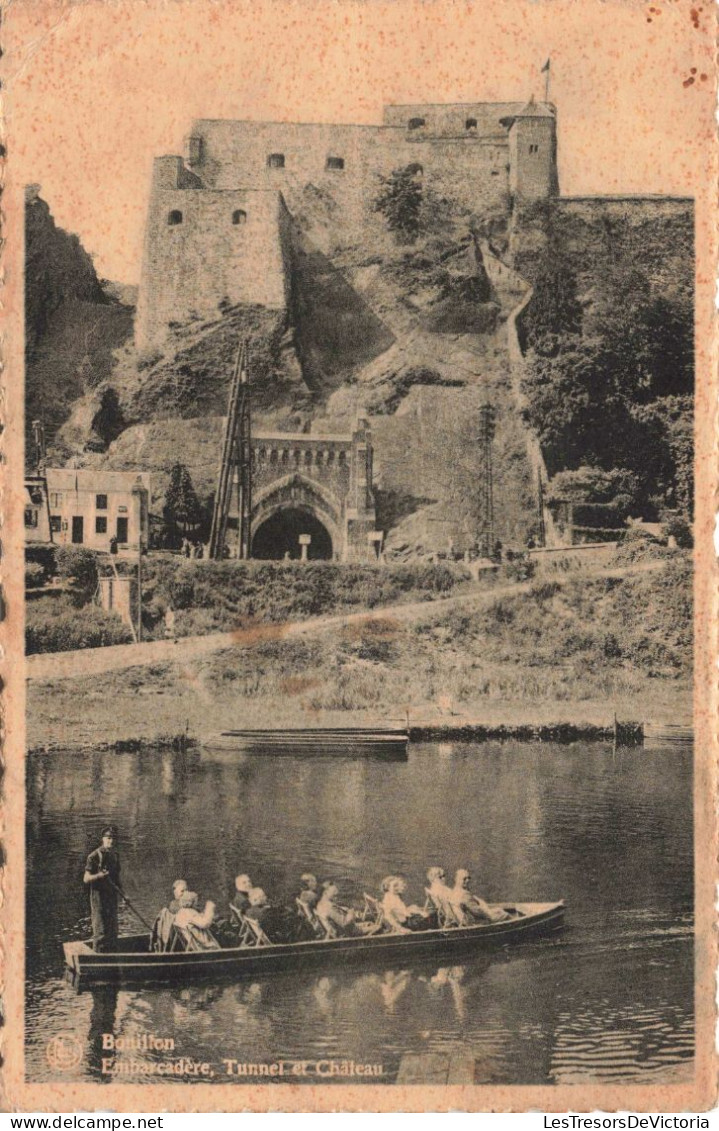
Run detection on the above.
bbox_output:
[27,552,692,751]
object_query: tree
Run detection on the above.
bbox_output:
[55,545,98,602]
[163,464,201,536]
[546,466,641,521]
[373,166,424,243]
[522,259,583,352]
[631,395,694,517]
[641,293,694,398]
[520,252,693,523]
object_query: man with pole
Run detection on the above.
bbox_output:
[83,825,121,952]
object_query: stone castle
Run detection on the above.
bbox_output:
[136,99,558,349]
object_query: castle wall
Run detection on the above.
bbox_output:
[136,174,289,351]
[555,196,694,280]
[137,102,554,349]
[509,195,694,286]
[187,116,513,226]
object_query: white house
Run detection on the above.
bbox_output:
[41,468,151,554]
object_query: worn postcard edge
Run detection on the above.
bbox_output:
[0,0,716,1112]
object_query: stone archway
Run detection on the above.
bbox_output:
[251,507,333,560]
[251,473,343,560]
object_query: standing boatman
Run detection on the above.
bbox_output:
[83,825,121,952]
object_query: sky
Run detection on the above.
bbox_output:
[5,0,715,283]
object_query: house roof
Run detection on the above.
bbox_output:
[45,468,151,494]
[499,97,556,128]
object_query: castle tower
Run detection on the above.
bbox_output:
[501,97,558,202]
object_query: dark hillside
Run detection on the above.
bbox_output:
[25,188,133,457]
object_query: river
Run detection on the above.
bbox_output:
[26,741,693,1086]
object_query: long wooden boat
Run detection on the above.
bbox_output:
[204,727,410,757]
[643,722,693,747]
[63,901,564,985]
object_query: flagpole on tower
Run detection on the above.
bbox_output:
[542,58,551,102]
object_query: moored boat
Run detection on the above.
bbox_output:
[63,901,565,985]
[203,727,410,758]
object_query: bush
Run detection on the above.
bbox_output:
[26,598,133,654]
[26,544,57,576]
[373,166,424,243]
[25,562,47,589]
[613,527,664,565]
[664,514,693,548]
[138,558,472,637]
[547,466,641,522]
[502,557,535,583]
[529,579,561,602]
[55,545,98,596]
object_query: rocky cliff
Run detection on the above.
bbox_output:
[25,188,134,458]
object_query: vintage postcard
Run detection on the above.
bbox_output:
[1,0,716,1113]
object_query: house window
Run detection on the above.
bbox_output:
[50,515,62,533]
[465,117,478,130]
[24,508,38,528]
[408,117,426,130]
[529,144,539,154]
[232,209,247,225]
[326,156,345,170]
[167,210,183,225]
[95,516,108,534]
[96,493,108,509]
[50,492,63,507]
[267,153,285,169]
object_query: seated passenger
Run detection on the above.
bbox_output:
[295,875,323,939]
[298,873,319,910]
[381,876,430,934]
[242,887,281,942]
[315,881,360,938]
[449,869,509,925]
[169,879,188,914]
[425,866,457,926]
[173,891,220,950]
[151,879,188,950]
[230,874,253,918]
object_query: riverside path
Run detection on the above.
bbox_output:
[24,561,664,684]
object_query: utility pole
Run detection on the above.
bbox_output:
[31,418,46,472]
[237,356,252,560]
[209,340,252,560]
[478,403,496,558]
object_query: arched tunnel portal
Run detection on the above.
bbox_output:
[251,506,334,560]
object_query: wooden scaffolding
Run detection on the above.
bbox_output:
[208,340,252,560]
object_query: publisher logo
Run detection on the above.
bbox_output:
[46,1032,83,1071]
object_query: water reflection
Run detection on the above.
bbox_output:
[87,984,119,1080]
[26,742,694,1085]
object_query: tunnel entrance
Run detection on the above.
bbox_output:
[251,508,334,560]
